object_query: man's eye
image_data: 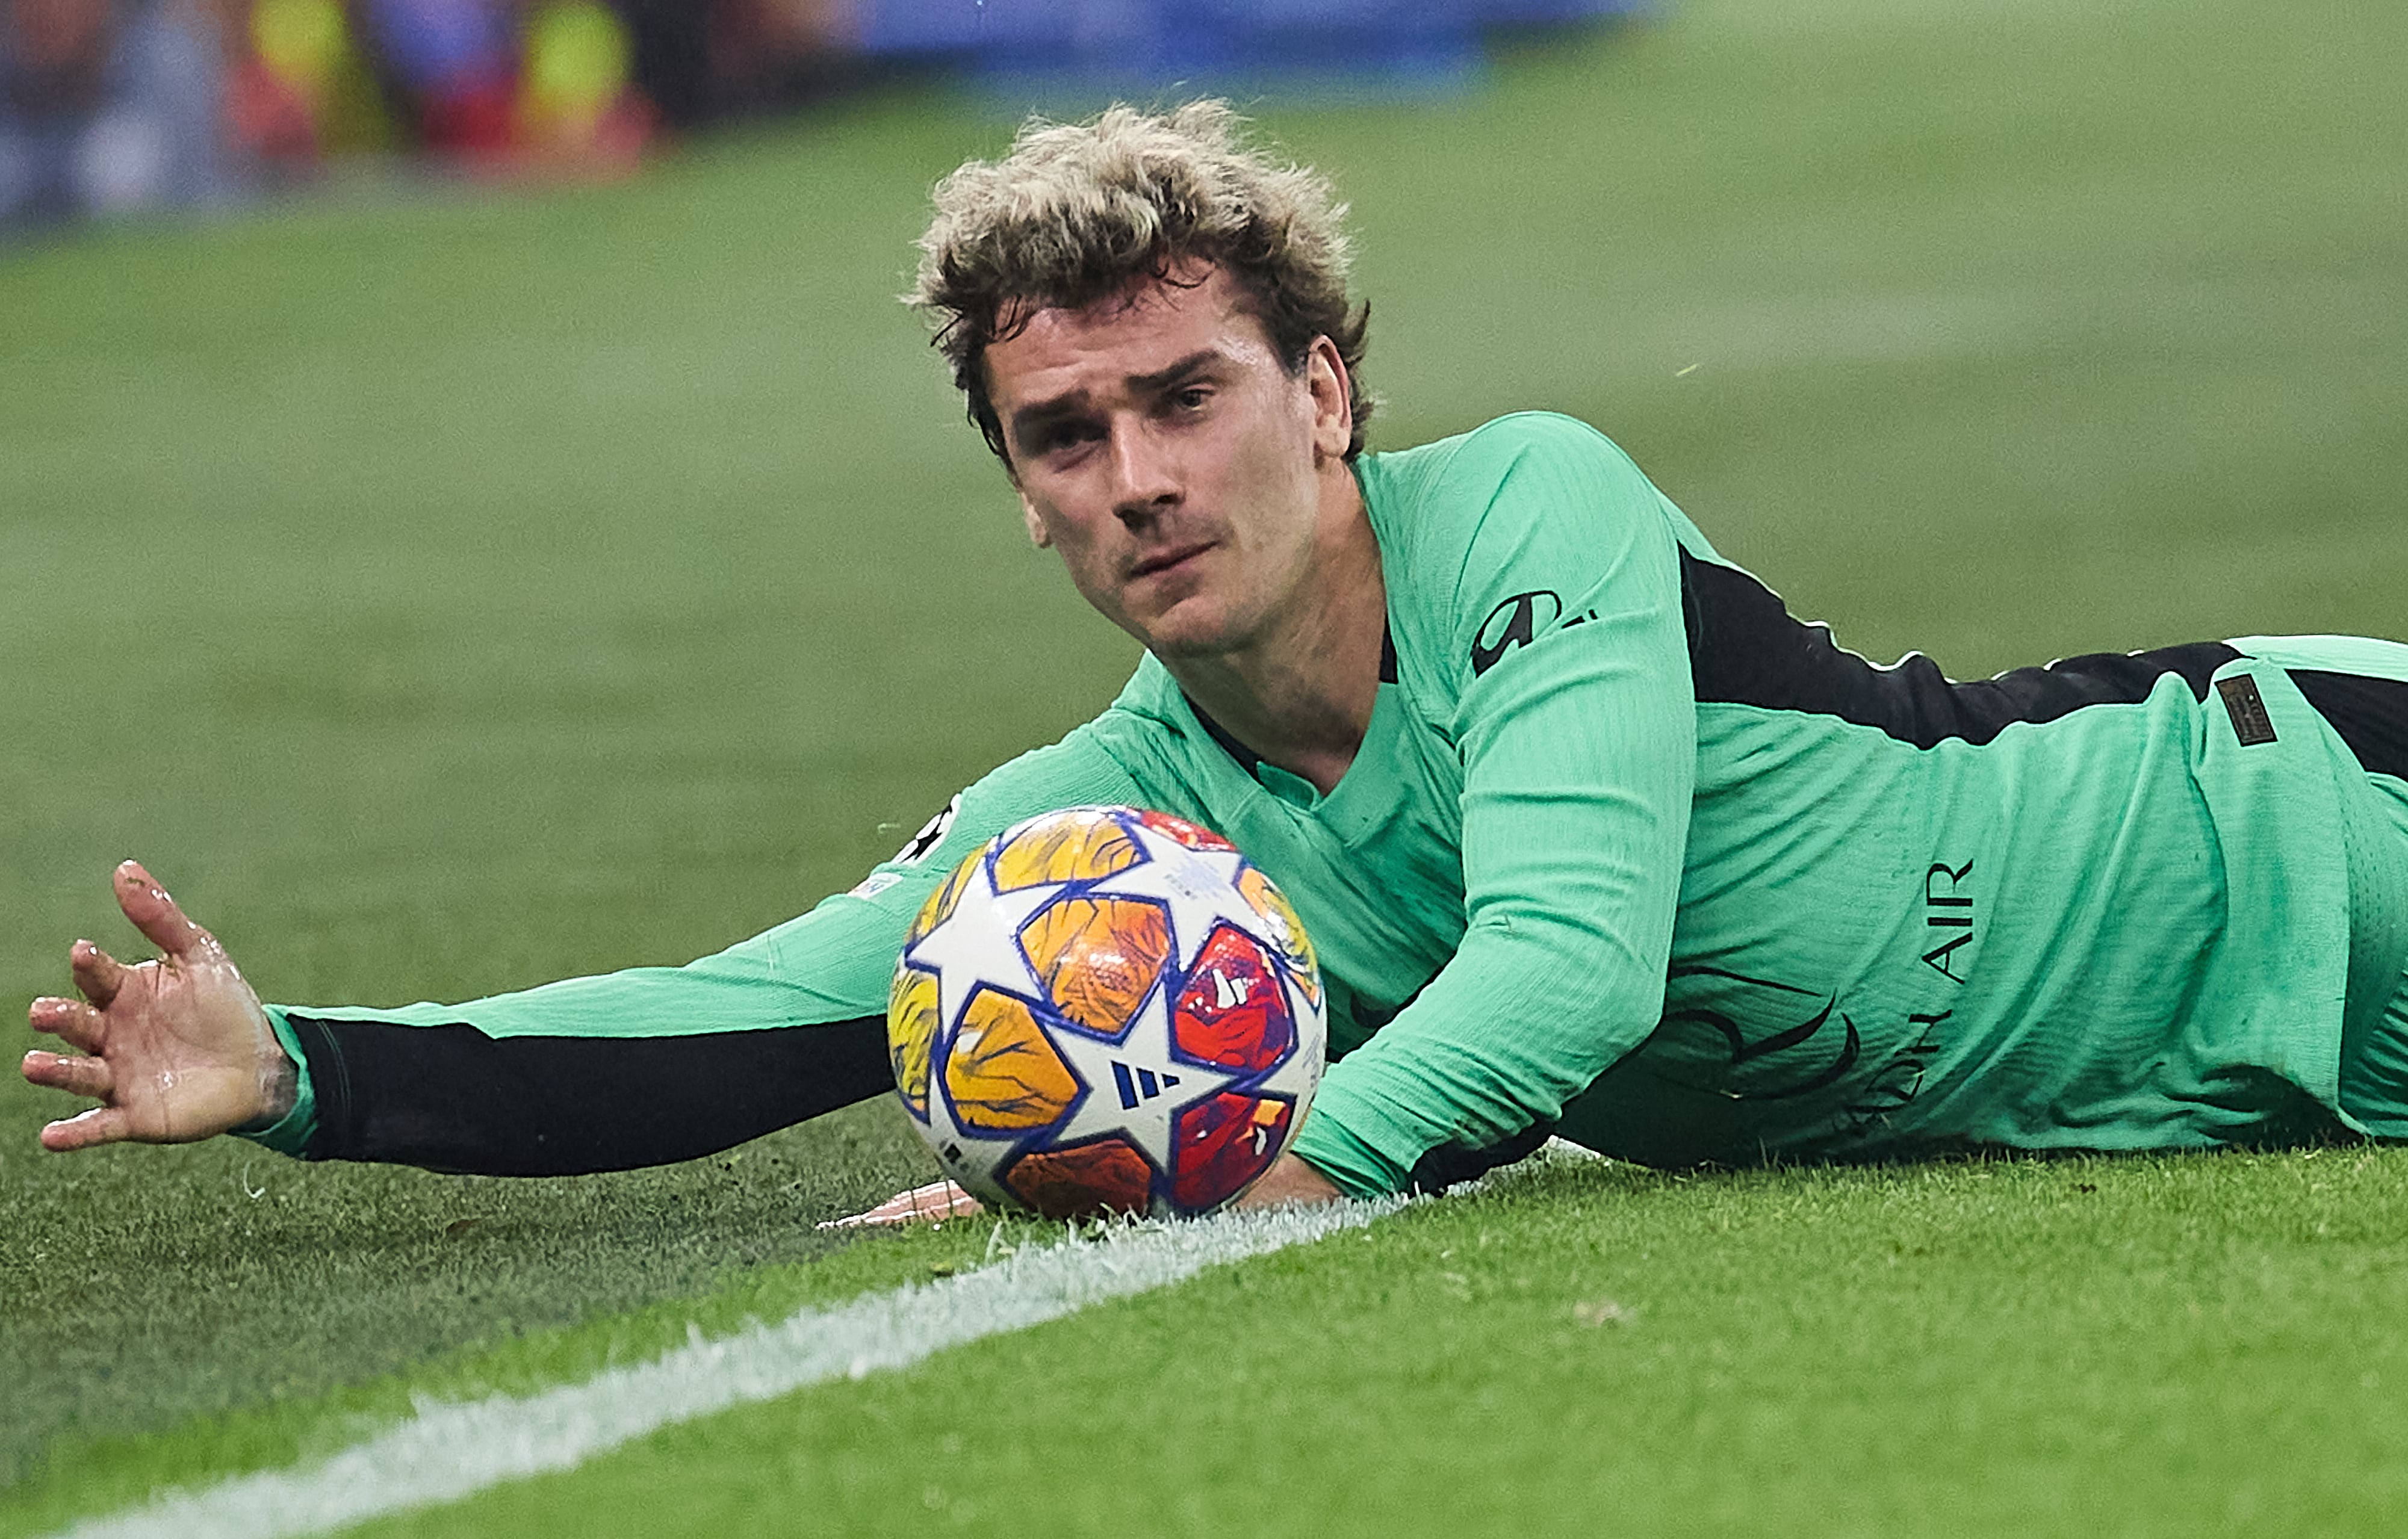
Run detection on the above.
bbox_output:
[1172,386,1212,412]
[1039,423,1102,454]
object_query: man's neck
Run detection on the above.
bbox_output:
[1159,471,1384,797]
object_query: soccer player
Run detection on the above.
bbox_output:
[22,102,2408,1213]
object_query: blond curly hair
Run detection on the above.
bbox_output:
[909,100,1373,462]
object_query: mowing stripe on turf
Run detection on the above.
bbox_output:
[49,1199,1402,1539]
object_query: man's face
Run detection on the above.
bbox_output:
[982,266,1351,660]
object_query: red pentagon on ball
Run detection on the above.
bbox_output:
[1173,922,1296,1072]
[1171,1092,1294,1211]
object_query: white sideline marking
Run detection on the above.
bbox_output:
[55,1200,1401,1539]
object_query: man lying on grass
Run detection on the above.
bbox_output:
[23,102,2408,1217]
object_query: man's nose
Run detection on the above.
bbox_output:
[1108,421,1181,525]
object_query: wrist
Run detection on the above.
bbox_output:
[233,1006,320,1156]
[234,1009,299,1134]
[1237,1152,1344,1209]
[235,1051,297,1134]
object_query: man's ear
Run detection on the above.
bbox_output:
[1019,491,1052,548]
[1306,334,1354,462]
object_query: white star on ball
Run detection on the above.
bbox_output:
[1080,820,1268,971]
[1046,983,1245,1169]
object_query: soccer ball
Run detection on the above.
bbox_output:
[886,805,1327,1219]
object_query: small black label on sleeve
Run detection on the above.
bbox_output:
[2217,675,2279,746]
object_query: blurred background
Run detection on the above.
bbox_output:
[0,0,1637,235]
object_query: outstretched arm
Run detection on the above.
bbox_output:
[23,861,293,1150]
[18,858,907,1172]
[22,727,1155,1175]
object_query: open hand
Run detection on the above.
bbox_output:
[20,861,293,1150]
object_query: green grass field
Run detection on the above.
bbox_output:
[4,0,2406,1532]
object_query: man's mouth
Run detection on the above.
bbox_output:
[1129,542,1213,580]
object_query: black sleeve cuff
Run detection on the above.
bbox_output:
[1404,1118,1559,1196]
[285,1012,895,1175]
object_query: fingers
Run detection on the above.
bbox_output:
[915,1178,983,1219]
[69,938,128,1009]
[22,1049,114,1100]
[39,1104,134,1153]
[29,994,107,1053]
[817,1178,985,1230]
[114,859,220,964]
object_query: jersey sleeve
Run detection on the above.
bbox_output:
[238,728,1144,1174]
[1289,414,1696,1194]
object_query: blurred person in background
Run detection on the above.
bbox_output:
[515,0,652,168]
[226,0,656,177]
[697,0,854,123]
[348,0,651,169]
[225,0,394,171]
[1,0,238,234]
[353,0,515,156]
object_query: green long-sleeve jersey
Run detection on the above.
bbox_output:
[250,412,2408,1195]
